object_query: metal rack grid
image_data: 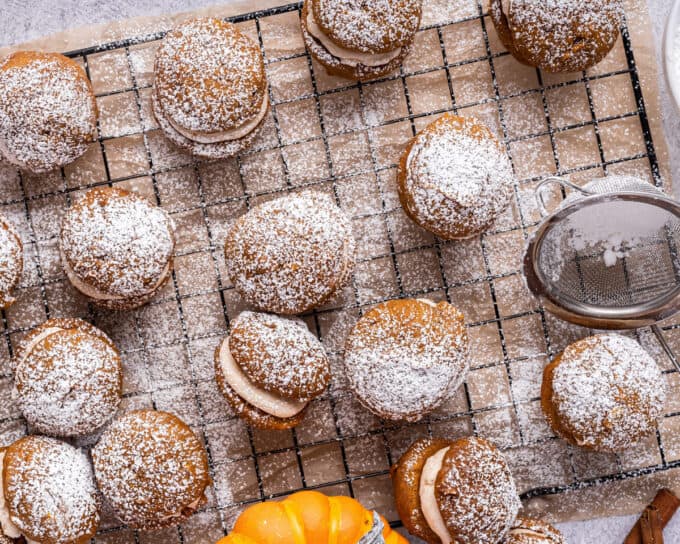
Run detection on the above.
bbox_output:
[0,1,676,542]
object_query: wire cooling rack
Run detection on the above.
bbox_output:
[0,1,677,542]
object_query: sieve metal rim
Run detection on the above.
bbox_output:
[523,190,680,329]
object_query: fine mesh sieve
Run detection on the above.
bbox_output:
[523,175,680,370]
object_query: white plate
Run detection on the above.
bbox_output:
[664,0,680,111]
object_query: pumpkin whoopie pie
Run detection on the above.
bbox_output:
[153,17,269,158]
[0,436,100,544]
[91,409,211,530]
[12,317,122,438]
[344,298,469,422]
[541,333,666,452]
[392,436,521,544]
[224,190,355,315]
[398,113,515,240]
[215,311,331,430]
[0,214,22,310]
[301,0,423,80]
[59,186,175,310]
[0,51,97,173]
[490,0,623,72]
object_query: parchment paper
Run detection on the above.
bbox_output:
[0,1,676,541]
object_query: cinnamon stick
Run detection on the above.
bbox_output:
[624,489,680,544]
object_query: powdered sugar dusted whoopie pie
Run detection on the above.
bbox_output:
[59,186,175,310]
[224,190,355,315]
[344,298,469,422]
[215,311,331,430]
[12,318,122,438]
[301,0,422,80]
[392,436,521,544]
[491,0,623,72]
[0,51,97,174]
[1,436,100,544]
[0,214,22,310]
[153,17,269,158]
[91,410,211,530]
[398,113,515,240]
[541,333,666,452]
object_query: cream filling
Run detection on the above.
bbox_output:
[306,11,402,67]
[167,95,269,144]
[417,298,437,307]
[508,528,549,538]
[419,447,452,544]
[219,338,307,419]
[62,250,170,302]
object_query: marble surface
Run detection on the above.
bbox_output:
[1,1,680,542]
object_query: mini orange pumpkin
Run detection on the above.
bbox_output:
[216,491,406,544]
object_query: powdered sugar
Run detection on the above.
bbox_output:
[154,18,266,133]
[0,52,97,173]
[60,187,174,302]
[402,114,514,239]
[91,410,210,529]
[2,436,99,543]
[229,311,330,401]
[313,0,422,54]
[496,0,623,72]
[224,190,356,315]
[13,320,121,437]
[436,436,521,544]
[0,216,22,309]
[344,299,469,421]
[549,334,666,451]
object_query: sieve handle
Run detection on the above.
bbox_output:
[535,176,594,217]
[652,325,680,373]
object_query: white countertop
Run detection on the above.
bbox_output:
[2,0,680,542]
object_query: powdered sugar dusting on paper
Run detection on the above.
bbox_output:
[0,217,22,308]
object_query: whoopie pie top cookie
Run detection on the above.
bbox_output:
[0,215,22,310]
[0,51,97,173]
[391,436,521,544]
[398,114,515,240]
[301,0,423,80]
[224,190,355,315]
[215,311,331,430]
[1,436,100,544]
[91,409,211,530]
[491,0,623,72]
[504,517,565,544]
[153,17,269,158]
[12,317,122,438]
[60,186,175,310]
[344,298,469,422]
[541,334,666,452]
